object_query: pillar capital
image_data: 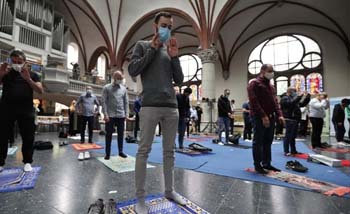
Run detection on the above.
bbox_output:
[197,47,218,63]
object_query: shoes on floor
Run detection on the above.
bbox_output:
[87,198,104,214]
[286,160,308,172]
[254,165,268,174]
[284,152,292,156]
[0,165,4,172]
[23,163,33,172]
[119,153,127,158]
[104,155,110,160]
[263,165,281,172]
[164,191,187,206]
[105,199,117,214]
[84,151,91,160]
[218,142,224,145]
[78,152,84,161]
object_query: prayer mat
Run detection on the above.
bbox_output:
[246,168,350,197]
[96,155,154,173]
[71,143,103,151]
[0,167,41,193]
[117,194,210,214]
[7,146,18,155]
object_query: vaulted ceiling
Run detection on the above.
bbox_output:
[52,0,350,77]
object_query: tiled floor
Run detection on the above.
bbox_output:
[0,132,349,214]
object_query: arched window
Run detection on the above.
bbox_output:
[96,54,106,80]
[247,34,323,94]
[178,54,202,101]
[276,76,288,95]
[67,43,79,70]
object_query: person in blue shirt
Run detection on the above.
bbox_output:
[134,94,142,140]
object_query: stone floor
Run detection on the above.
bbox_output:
[0,132,349,214]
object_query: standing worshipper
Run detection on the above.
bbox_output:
[177,88,192,149]
[195,103,203,132]
[280,87,310,155]
[128,11,186,213]
[242,101,252,141]
[309,93,329,148]
[101,70,129,159]
[76,86,100,160]
[247,64,284,174]
[217,89,232,144]
[0,50,44,172]
[133,94,142,140]
[332,98,350,143]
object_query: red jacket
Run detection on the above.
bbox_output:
[247,76,282,118]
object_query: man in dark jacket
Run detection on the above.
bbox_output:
[247,64,284,174]
[332,98,350,142]
[280,87,310,155]
[177,87,192,149]
[217,89,232,144]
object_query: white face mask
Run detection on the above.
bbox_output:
[12,64,24,72]
[113,79,123,85]
[264,72,274,80]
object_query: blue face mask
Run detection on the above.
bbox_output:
[158,26,171,43]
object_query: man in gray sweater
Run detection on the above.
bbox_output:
[128,12,185,213]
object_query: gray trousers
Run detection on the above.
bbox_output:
[135,107,179,198]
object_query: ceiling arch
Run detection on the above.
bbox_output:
[115,7,201,68]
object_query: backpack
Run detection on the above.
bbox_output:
[34,141,53,150]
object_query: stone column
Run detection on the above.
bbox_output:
[197,47,218,133]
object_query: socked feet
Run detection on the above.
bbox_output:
[165,191,186,206]
[135,198,148,214]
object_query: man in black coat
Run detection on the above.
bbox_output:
[332,98,350,142]
[280,87,310,155]
[217,89,232,144]
[177,87,192,149]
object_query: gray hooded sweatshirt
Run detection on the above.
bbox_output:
[128,41,184,108]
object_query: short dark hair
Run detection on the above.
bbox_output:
[10,50,26,61]
[184,87,192,94]
[260,64,272,72]
[341,98,350,105]
[154,12,172,24]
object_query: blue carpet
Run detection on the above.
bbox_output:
[0,167,41,193]
[93,136,350,196]
[117,194,210,214]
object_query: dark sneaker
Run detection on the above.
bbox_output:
[286,160,308,172]
[119,153,127,158]
[254,165,268,174]
[321,142,331,148]
[105,199,117,214]
[88,199,104,214]
[104,155,110,160]
[263,165,281,172]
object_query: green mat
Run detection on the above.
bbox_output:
[96,155,155,173]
